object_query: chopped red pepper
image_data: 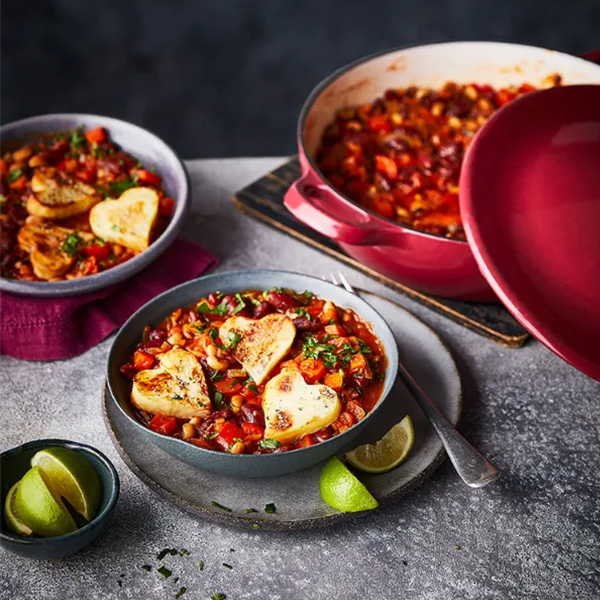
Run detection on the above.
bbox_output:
[324,324,347,337]
[85,127,107,144]
[136,169,162,187]
[149,413,178,436]
[374,155,398,180]
[296,434,316,448]
[83,244,110,261]
[367,115,392,133]
[241,422,264,439]
[75,168,96,184]
[216,421,246,449]
[373,195,395,219]
[159,196,175,217]
[214,378,243,396]
[133,350,155,371]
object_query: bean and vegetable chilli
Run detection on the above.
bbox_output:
[120,288,387,454]
[0,126,175,281]
[316,76,562,239]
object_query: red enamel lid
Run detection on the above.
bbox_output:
[460,85,600,381]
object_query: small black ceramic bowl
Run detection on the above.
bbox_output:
[107,269,399,478]
[0,439,120,560]
[0,113,190,297]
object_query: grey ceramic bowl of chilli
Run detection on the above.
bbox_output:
[0,113,190,297]
[107,270,399,478]
[0,439,120,560]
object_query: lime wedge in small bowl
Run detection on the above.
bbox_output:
[4,481,34,537]
[30,447,101,522]
[344,415,415,474]
[319,457,378,512]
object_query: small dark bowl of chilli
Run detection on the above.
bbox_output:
[0,113,190,297]
[106,270,399,478]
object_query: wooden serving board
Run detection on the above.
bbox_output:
[233,157,529,348]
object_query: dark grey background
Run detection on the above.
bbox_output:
[2,0,599,158]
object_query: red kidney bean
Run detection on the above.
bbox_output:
[119,363,137,380]
[253,301,274,319]
[314,428,334,443]
[438,141,462,160]
[240,403,265,427]
[143,328,168,348]
[266,291,300,311]
[293,316,321,332]
[207,292,221,305]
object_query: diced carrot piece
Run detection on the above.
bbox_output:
[296,434,316,448]
[349,353,368,373]
[374,155,398,180]
[323,371,344,391]
[324,324,346,337]
[85,127,107,144]
[133,350,155,371]
[299,358,326,384]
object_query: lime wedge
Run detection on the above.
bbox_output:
[15,466,77,537]
[344,415,415,474]
[30,447,101,521]
[319,456,378,512]
[4,481,34,537]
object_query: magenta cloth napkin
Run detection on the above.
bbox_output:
[0,239,218,361]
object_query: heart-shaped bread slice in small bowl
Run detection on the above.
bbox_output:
[263,370,341,445]
[90,187,159,252]
[219,314,296,385]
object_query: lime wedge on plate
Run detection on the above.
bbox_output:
[319,457,378,512]
[344,415,415,474]
[15,466,77,537]
[30,447,101,521]
[4,481,34,537]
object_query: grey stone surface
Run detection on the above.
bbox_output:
[1,158,599,600]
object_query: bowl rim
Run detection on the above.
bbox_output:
[297,40,600,246]
[0,112,191,297]
[106,268,400,461]
[0,438,120,546]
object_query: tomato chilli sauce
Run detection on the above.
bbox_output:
[316,76,562,239]
[120,288,387,454]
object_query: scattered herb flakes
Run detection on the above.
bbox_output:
[258,438,281,450]
[212,594,227,600]
[157,548,178,560]
[231,293,247,315]
[243,508,258,514]
[303,290,314,299]
[213,391,224,409]
[60,233,83,256]
[265,503,276,514]
[109,175,139,196]
[294,307,309,317]
[222,563,233,570]
[70,128,86,148]
[198,560,205,571]
[252,523,262,530]
[157,565,172,578]
[454,544,461,551]
[197,300,229,317]
[211,500,232,512]
[227,331,242,349]
[175,587,187,599]
[141,564,152,572]
[179,548,190,556]
[7,169,23,183]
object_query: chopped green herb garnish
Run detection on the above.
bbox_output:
[197,300,229,317]
[358,340,373,354]
[111,224,121,232]
[243,379,259,394]
[252,523,262,530]
[172,395,183,401]
[211,500,232,512]
[141,565,152,572]
[327,319,337,325]
[302,335,343,368]
[7,169,23,183]
[157,565,172,578]
[157,548,178,560]
[295,307,309,317]
[269,286,283,293]
[227,331,242,349]
[70,128,86,148]
[258,438,281,450]
[222,563,232,570]
[212,594,227,600]
[231,293,247,315]
[210,371,224,382]
[179,548,190,556]
[454,544,461,551]
[195,323,210,333]
[213,391,224,409]
[243,508,258,514]
[109,175,139,196]
[175,587,187,598]
[60,233,82,256]
[303,290,314,299]
[198,560,205,570]
[265,503,276,514]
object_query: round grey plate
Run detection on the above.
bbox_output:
[102,291,462,530]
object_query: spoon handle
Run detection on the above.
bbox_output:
[397,362,500,488]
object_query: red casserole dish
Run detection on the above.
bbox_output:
[284,42,600,301]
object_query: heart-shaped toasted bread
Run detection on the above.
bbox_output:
[263,370,341,444]
[90,187,159,252]
[132,347,211,419]
[219,314,296,385]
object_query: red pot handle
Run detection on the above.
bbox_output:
[284,173,406,247]
[580,48,600,64]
